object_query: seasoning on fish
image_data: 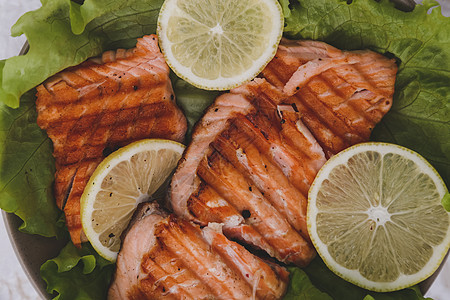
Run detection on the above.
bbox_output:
[35,35,187,246]
[108,203,289,299]
[169,38,397,267]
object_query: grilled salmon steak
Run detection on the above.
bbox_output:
[262,39,398,157]
[169,39,397,267]
[108,203,289,299]
[36,35,187,246]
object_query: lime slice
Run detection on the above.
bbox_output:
[307,142,450,292]
[80,139,185,261]
[157,0,283,90]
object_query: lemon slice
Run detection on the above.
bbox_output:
[81,139,185,261]
[157,0,283,90]
[307,142,450,292]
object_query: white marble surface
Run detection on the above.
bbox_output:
[0,5,43,300]
[0,0,449,299]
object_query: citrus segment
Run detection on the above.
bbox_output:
[157,0,283,90]
[81,139,185,261]
[307,142,450,292]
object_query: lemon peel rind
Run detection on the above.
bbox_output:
[157,0,284,91]
[80,139,185,262]
[307,142,450,292]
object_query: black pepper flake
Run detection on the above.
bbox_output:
[280,119,286,124]
[133,85,138,91]
[109,192,113,197]
[296,86,300,90]
[248,186,252,192]
[108,233,115,238]
[162,287,166,292]
[170,94,174,100]
[214,108,219,112]
[242,210,251,219]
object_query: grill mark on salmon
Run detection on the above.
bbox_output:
[170,39,396,267]
[155,216,253,298]
[198,149,315,266]
[140,240,214,299]
[36,35,187,245]
[171,79,317,266]
[188,182,242,225]
[187,183,281,260]
[262,39,396,156]
[242,110,324,194]
[108,203,288,299]
[212,127,309,240]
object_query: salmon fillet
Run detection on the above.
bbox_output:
[169,39,397,267]
[36,35,187,246]
[262,39,397,157]
[108,203,289,299]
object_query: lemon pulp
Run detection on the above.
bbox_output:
[157,0,283,90]
[307,142,450,292]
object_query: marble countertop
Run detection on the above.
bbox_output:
[0,1,448,299]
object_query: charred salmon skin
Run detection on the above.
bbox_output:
[36,35,187,246]
[169,39,397,267]
[108,203,289,300]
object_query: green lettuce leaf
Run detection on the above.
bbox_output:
[283,266,333,299]
[0,90,60,236]
[0,0,163,108]
[297,257,430,300]
[173,79,220,139]
[280,0,450,187]
[41,242,114,300]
